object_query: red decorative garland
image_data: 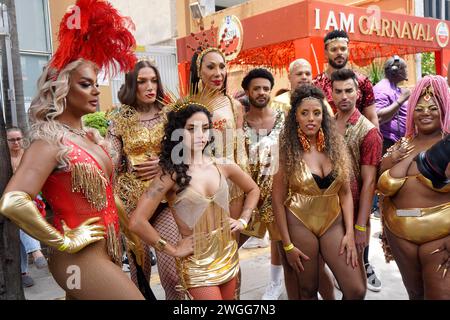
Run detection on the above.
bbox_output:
[349,41,432,67]
[228,40,295,72]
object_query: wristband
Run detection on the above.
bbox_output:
[238,218,248,229]
[354,224,367,232]
[154,238,167,251]
[283,243,294,252]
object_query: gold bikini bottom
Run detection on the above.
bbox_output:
[383,197,450,245]
[285,192,341,237]
[176,228,239,294]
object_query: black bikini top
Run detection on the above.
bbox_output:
[312,172,335,190]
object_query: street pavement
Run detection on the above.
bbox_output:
[24,216,408,300]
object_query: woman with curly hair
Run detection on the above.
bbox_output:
[0,0,144,299]
[272,84,365,300]
[129,100,259,300]
[378,75,450,299]
[106,59,182,300]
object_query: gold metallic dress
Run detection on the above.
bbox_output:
[242,110,284,240]
[169,165,239,297]
[377,169,450,245]
[285,160,343,237]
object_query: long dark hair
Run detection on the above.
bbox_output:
[159,104,214,192]
[280,84,349,180]
[118,60,165,109]
[190,49,228,94]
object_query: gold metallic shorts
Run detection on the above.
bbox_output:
[383,197,450,245]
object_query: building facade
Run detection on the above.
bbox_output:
[6,0,179,112]
[177,0,449,94]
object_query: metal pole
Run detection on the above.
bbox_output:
[414,0,424,81]
[0,4,5,124]
[3,5,17,127]
[0,4,17,127]
[441,0,446,20]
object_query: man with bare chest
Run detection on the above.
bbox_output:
[241,68,286,300]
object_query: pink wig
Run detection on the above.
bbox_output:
[405,75,450,137]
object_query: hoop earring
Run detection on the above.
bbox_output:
[297,127,311,152]
[63,97,67,110]
[317,127,325,152]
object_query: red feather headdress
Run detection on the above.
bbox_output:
[50,0,136,76]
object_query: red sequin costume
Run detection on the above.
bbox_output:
[42,140,121,265]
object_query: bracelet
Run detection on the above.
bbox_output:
[354,224,367,232]
[283,243,294,252]
[154,238,167,251]
[238,218,248,229]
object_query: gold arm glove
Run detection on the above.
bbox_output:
[114,196,144,266]
[0,191,105,253]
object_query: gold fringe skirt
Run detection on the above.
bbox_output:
[106,223,122,266]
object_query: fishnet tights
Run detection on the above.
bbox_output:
[153,207,184,300]
[188,277,237,300]
[127,241,152,292]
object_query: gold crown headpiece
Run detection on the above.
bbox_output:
[186,21,239,77]
[301,96,321,103]
[162,87,227,114]
[420,85,435,102]
[137,56,157,65]
[324,37,349,46]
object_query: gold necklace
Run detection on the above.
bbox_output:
[62,124,86,138]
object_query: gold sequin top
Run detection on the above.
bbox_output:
[107,105,165,169]
[106,105,166,213]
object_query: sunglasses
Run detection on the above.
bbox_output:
[7,138,23,142]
